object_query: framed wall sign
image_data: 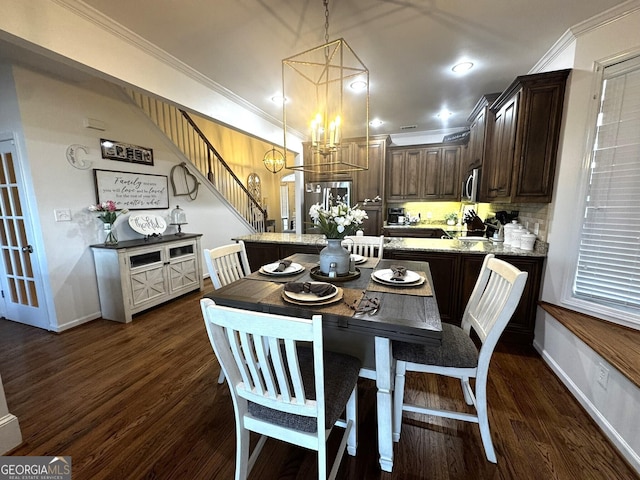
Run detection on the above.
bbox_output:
[100,138,154,166]
[93,169,169,210]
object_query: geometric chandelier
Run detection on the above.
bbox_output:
[282,0,369,174]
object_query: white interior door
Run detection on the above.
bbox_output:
[0,139,49,329]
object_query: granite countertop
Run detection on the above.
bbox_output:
[233,233,548,257]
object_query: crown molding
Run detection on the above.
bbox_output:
[531,0,640,73]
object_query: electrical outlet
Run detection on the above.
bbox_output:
[597,362,609,389]
[54,208,71,222]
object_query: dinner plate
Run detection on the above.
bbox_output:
[372,268,423,285]
[283,282,337,302]
[371,274,425,287]
[259,262,304,276]
[350,254,367,264]
[281,287,343,307]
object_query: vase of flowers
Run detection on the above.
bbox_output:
[89,200,129,246]
[309,202,367,275]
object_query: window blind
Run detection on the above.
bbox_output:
[573,56,640,311]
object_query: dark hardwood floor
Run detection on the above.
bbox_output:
[1,286,637,480]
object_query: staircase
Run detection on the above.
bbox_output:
[124,89,266,232]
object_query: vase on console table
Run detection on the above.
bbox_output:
[319,239,350,276]
[103,223,118,246]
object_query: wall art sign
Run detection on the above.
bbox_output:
[93,169,169,210]
[100,138,154,166]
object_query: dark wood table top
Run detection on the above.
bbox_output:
[205,253,442,346]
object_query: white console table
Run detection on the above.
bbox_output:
[91,233,204,323]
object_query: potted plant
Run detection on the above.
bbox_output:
[308,202,368,275]
[445,212,458,226]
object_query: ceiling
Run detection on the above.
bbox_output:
[1,0,630,138]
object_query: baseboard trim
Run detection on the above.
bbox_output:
[0,413,22,454]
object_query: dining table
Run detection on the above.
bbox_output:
[204,252,442,473]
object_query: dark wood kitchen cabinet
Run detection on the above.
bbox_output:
[464,93,500,172]
[386,147,423,201]
[387,144,461,202]
[481,69,570,203]
[385,250,461,324]
[352,135,389,203]
[386,249,544,344]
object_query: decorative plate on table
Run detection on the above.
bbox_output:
[371,269,425,286]
[350,254,367,264]
[281,285,343,306]
[282,282,337,302]
[259,262,305,276]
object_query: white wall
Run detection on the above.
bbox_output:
[533,3,640,472]
[3,65,253,331]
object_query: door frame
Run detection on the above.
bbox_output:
[0,132,54,330]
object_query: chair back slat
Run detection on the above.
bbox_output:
[463,255,528,346]
[204,241,251,289]
[342,235,385,259]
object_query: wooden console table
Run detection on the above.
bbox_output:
[91,233,203,323]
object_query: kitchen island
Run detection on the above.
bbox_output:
[232,233,546,344]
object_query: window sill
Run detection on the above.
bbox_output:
[539,301,640,389]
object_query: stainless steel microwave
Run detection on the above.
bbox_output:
[462,168,479,202]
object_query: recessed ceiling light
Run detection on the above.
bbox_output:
[270,94,288,104]
[452,61,474,73]
[369,118,383,127]
[350,80,368,91]
[437,109,453,120]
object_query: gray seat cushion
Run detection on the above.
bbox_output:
[248,346,361,433]
[392,323,479,368]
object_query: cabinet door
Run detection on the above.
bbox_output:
[129,263,167,307]
[511,83,566,202]
[353,139,386,202]
[403,149,423,199]
[167,243,199,294]
[387,150,406,200]
[360,206,381,235]
[466,110,486,171]
[386,250,460,324]
[439,146,461,199]
[421,148,440,199]
[485,93,518,200]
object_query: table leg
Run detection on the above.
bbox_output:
[374,336,394,472]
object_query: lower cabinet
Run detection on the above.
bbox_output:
[243,240,544,344]
[91,234,204,323]
[243,242,321,272]
[385,250,544,344]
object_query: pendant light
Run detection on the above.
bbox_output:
[282,0,369,174]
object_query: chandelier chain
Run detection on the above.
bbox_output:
[324,0,330,44]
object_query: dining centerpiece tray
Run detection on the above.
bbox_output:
[310,266,360,282]
[371,269,425,286]
[259,262,305,276]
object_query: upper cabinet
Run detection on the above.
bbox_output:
[481,69,570,203]
[464,93,500,173]
[387,144,461,202]
[352,135,390,203]
[387,146,424,201]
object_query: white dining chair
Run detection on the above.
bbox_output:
[203,240,251,384]
[203,240,251,290]
[342,235,385,259]
[200,298,361,480]
[391,253,528,463]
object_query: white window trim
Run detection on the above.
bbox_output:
[560,50,640,330]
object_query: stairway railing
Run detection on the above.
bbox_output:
[125,89,266,232]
